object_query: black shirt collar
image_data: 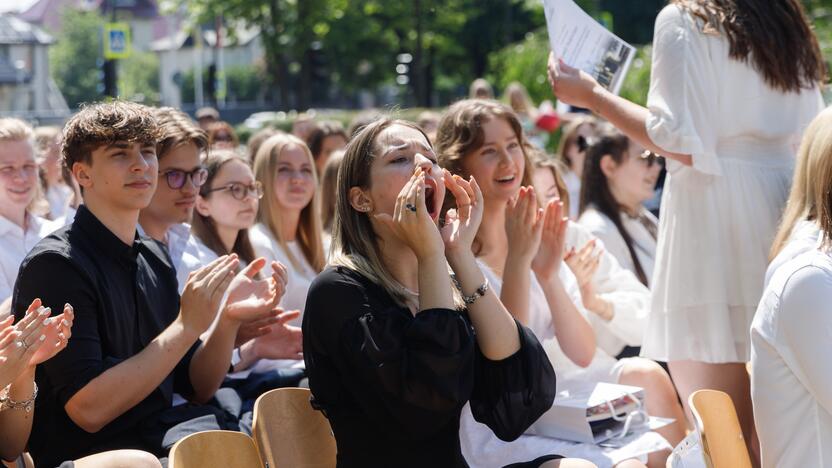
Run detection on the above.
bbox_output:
[73,205,142,262]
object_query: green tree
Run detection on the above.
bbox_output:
[49,8,102,108]
[119,51,161,105]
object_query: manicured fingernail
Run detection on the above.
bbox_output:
[44,318,53,325]
[39,334,46,341]
[62,319,70,327]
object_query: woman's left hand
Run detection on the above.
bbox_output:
[440,169,483,256]
[547,53,603,111]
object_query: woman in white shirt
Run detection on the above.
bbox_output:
[532,150,652,361]
[764,110,832,288]
[577,126,661,287]
[250,134,325,332]
[549,3,825,459]
[752,108,832,468]
[0,119,60,308]
[554,116,598,220]
[34,126,72,220]
[436,100,685,467]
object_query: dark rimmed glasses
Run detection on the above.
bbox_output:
[203,181,264,201]
[161,167,209,190]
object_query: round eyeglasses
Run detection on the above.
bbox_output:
[203,181,264,201]
[162,167,209,190]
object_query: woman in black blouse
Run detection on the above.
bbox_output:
[303,118,588,467]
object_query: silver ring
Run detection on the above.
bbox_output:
[16,340,27,350]
[405,203,417,213]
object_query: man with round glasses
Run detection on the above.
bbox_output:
[138,108,215,291]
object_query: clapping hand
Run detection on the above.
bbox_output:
[224,258,279,323]
[180,255,240,336]
[251,309,303,360]
[505,186,544,263]
[0,299,74,388]
[531,198,569,281]
[232,260,290,346]
[565,239,603,303]
[440,170,483,255]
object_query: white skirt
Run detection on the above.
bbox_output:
[642,151,793,363]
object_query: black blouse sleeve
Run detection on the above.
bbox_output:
[303,268,476,439]
[469,320,557,441]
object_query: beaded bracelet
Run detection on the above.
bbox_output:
[0,382,38,413]
[452,275,490,305]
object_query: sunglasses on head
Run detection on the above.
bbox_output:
[640,150,664,168]
[203,181,264,201]
[161,167,208,190]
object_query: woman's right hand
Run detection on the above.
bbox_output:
[531,199,569,281]
[505,186,544,264]
[374,167,444,260]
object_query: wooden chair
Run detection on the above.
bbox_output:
[688,389,752,468]
[252,388,336,468]
[169,430,263,468]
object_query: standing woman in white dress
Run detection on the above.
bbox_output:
[250,134,325,329]
[548,0,825,460]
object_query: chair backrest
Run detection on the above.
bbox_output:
[252,388,337,468]
[688,390,752,468]
[169,430,264,468]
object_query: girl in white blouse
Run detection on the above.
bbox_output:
[0,119,60,309]
[752,108,832,468]
[437,100,686,467]
[577,126,661,287]
[250,134,325,331]
[549,2,825,460]
[554,117,599,220]
[532,149,652,361]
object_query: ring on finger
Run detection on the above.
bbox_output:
[405,203,417,213]
[16,340,28,350]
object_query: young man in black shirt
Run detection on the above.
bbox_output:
[13,101,278,467]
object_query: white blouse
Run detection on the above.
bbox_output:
[564,222,651,357]
[0,213,61,304]
[249,223,318,327]
[578,206,658,287]
[764,219,821,289]
[751,248,832,468]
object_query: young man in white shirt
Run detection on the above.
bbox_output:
[137,107,301,379]
[0,119,60,312]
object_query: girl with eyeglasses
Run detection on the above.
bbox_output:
[576,125,662,288]
[192,149,262,266]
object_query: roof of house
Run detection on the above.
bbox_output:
[19,0,158,33]
[151,24,260,52]
[0,13,53,44]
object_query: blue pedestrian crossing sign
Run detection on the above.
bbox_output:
[103,23,131,59]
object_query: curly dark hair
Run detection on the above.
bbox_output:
[62,100,161,169]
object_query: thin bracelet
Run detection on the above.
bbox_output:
[0,382,38,413]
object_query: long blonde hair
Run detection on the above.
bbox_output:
[770,108,832,259]
[253,134,325,272]
[330,117,462,308]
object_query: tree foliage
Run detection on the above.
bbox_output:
[49,8,102,108]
